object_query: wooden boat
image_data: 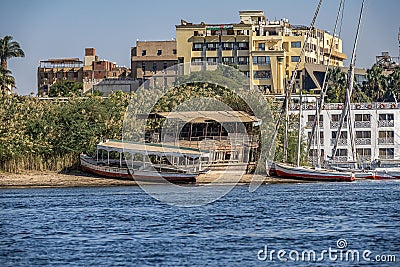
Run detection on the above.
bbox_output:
[80,140,210,183]
[373,168,400,180]
[269,162,355,182]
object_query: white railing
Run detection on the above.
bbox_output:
[330,138,347,146]
[330,121,348,129]
[378,137,394,145]
[355,138,371,145]
[354,121,371,128]
[378,120,394,127]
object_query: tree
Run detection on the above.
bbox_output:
[0,66,15,96]
[387,66,400,102]
[364,64,388,102]
[325,67,347,103]
[49,80,83,97]
[0,36,25,70]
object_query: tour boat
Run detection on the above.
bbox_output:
[80,140,210,183]
[269,162,355,182]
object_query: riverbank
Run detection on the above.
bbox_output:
[0,170,307,188]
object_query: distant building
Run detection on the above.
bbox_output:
[37,58,84,96]
[176,10,347,94]
[375,51,399,74]
[131,40,178,82]
[293,102,400,164]
[38,48,133,96]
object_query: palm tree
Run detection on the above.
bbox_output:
[365,64,388,102]
[0,66,15,95]
[325,67,347,103]
[0,36,25,70]
[387,66,400,102]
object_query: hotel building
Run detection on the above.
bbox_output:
[294,101,400,164]
[176,10,347,94]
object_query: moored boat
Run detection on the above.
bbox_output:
[270,162,355,182]
[80,140,210,183]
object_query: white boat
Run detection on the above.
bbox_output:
[80,140,210,183]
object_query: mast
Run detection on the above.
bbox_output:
[332,0,365,167]
[269,0,323,161]
[307,0,345,155]
[296,91,303,166]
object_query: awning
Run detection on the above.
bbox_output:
[97,140,207,158]
[140,110,260,123]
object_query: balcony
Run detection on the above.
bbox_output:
[330,138,347,146]
[354,121,371,128]
[305,121,323,129]
[378,120,394,127]
[330,121,347,129]
[355,138,371,145]
[378,137,394,145]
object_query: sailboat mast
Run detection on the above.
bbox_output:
[332,0,365,164]
[297,91,303,166]
[271,0,323,161]
[306,0,345,154]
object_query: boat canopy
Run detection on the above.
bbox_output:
[138,111,260,123]
[97,140,208,158]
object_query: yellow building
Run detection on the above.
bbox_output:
[176,10,347,94]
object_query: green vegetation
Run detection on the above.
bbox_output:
[325,65,400,103]
[49,80,83,97]
[0,92,130,172]
[0,66,15,96]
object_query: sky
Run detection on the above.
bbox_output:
[1,0,399,95]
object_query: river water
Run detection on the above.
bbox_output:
[1,180,399,266]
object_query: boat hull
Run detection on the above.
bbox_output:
[273,163,354,182]
[80,156,197,183]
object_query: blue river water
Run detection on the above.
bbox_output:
[1,180,399,266]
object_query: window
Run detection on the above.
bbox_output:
[141,62,146,74]
[355,114,371,121]
[309,149,324,157]
[238,42,249,50]
[307,115,323,123]
[206,43,218,51]
[291,41,301,48]
[192,57,202,62]
[157,50,162,56]
[152,62,157,72]
[238,56,249,65]
[333,149,348,157]
[331,114,342,122]
[379,131,394,139]
[193,43,203,51]
[332,131,347,139]
[173,49,177,55]
[291,56,300,62]
[258,43,265,51]
[163,62,167,70]
[379,148,394,159]
[356,148,371,158]
[222,57,234,64]
[356,131,371,138]
[222,42,234,50]
[142,50,146,56]
[253,71,271,79]
[253,56,271,65]
[379,114,394,121]
[378,113,394,127]
[308,131,324,142]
